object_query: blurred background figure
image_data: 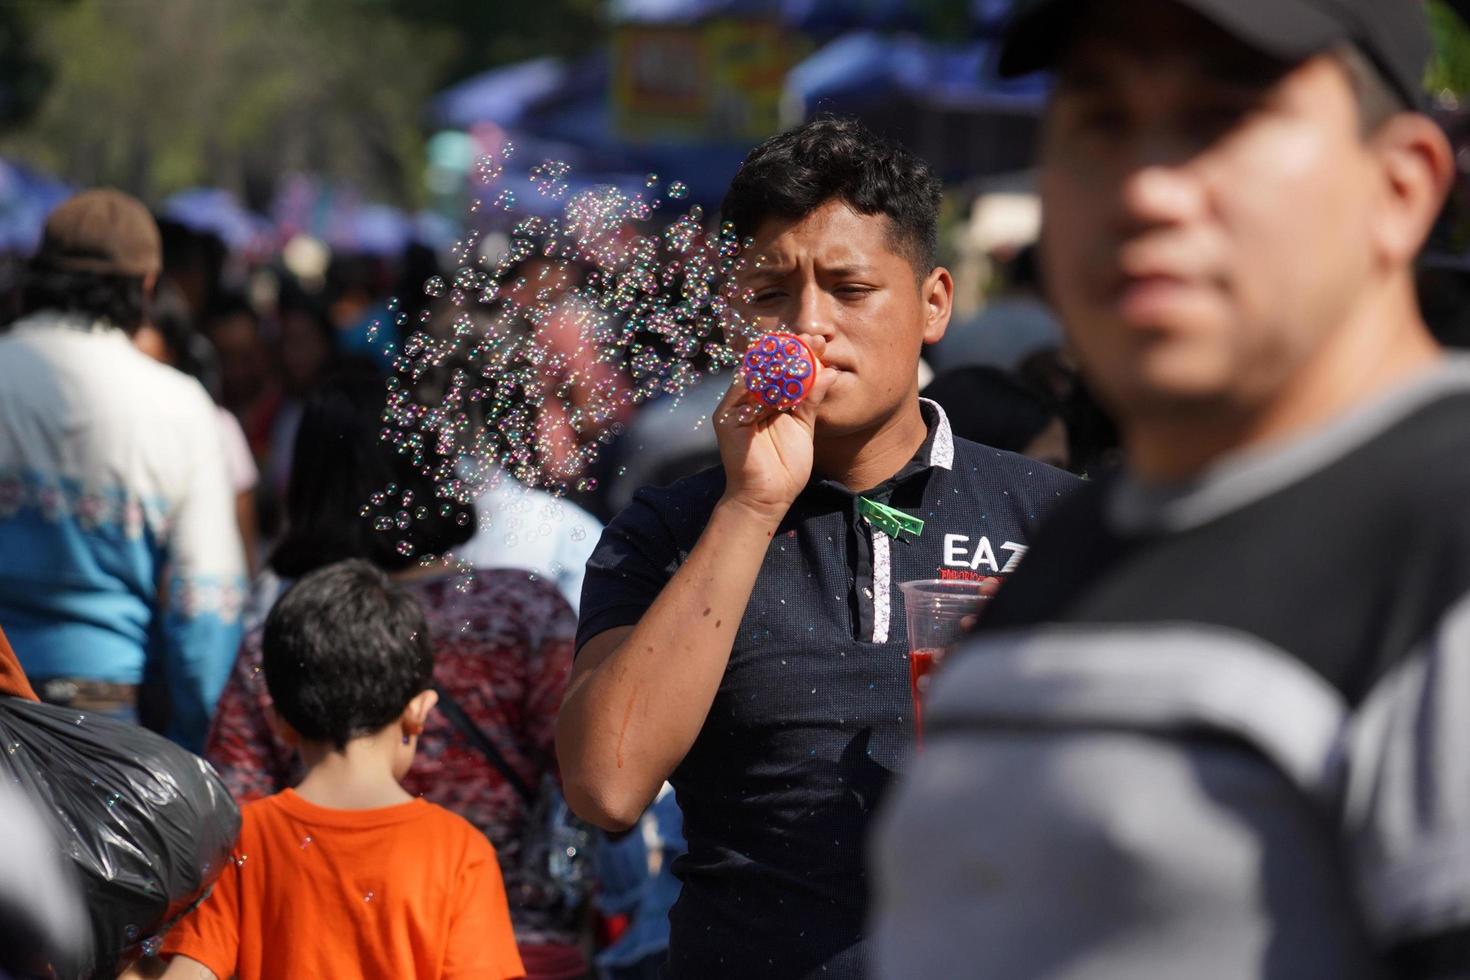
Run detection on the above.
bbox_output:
[922,364,1068,470]
[602,368,727,519]
[136,284,263,576]
[453,460,604,613]
[929,244,1062,375]
[0,3,1468,977]
[259,286,340,510]
[0,189,244,752]
[201,293,274,448]
[206,363,592,980]
[412,299,606,609]
[591,784,685,980]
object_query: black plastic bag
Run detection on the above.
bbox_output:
[0,696,241,979]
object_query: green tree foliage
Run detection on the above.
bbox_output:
[0,0,457,207]
[387,0,603,86]
[1430,0,1470,98]
[0,2,57,129]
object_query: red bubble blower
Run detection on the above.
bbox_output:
[741,332,821,411]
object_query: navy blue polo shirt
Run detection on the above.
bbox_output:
[577,400,1079,979]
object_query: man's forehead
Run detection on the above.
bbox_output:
[744,202,894,268]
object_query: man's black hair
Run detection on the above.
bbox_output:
[720,115,944,275]
[268,359,475,579]
[262,559,432,750]
[21,267,149,334]
[200,290,258,330]
[151,283,223,401]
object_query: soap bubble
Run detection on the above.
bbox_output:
[371,146,777,548]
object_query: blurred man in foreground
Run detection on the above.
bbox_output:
[875,0,1470,976]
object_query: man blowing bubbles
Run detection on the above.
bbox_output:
[557,117,1077,979]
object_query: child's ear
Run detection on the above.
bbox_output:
[400,688,439,738]
[267,704,301,746]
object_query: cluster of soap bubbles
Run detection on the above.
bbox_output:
[367,145,764,565]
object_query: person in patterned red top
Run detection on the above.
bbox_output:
[204,361,587,980]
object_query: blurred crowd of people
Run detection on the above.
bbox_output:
[0,163,1103,977]
[10,0,1470,975]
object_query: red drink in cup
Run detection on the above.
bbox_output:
[898,580,990,744]
[907,647,944,738]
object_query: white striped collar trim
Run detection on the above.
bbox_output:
[920,398,955,471]
[871,530,893,643]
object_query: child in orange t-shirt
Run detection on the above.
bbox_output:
[151,560,525,980]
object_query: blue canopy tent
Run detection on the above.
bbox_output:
[969,0,1014,36]
[428,0,1037,209]
[609,0,778,24]
[430,51,743,210]
[161,188,275,253]
[613,0,1013,35]
[787,32,1046,113]
[781,0,920,35]
[0,159,71,254]
[440,53,649,177]
[783,31,1046,180]
[320,202,416,256]
[481,164,656,222]
[432,57,575,132]
[603,0,1038,188]
[523,89,749,208]
[610,0,918,31]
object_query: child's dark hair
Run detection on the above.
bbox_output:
[262,559,433,750]
[720,115,943,275]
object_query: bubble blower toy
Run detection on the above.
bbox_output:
[741,332,821,411]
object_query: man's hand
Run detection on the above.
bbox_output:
[558,333,839,830]
[713,333,838,521]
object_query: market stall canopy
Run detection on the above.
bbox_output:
[432,57,573,130]
[0,158,71,254]
[610,0,1014,33]
[785,32,1045,116]
[161,188,274,253]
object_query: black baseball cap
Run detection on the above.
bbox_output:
[997,0,1432,110]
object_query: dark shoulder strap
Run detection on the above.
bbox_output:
[432,683,536,804]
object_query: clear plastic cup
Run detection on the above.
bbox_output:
[898,579,990,742]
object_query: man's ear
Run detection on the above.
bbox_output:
[1369,113,1455,266]
[921,266,955,345]
[267,704,301,747]
[400,688,439,739]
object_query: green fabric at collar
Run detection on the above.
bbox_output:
[857,496,924,542]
